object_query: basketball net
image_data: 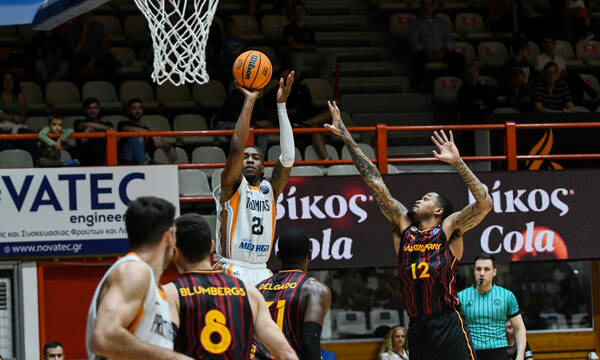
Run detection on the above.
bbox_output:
[132,0,219,85]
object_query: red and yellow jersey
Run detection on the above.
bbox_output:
[214,176,277,264]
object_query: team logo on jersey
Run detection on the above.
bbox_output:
[410,226,418,232]
[432,227,440,236]
[465,300,473,307]
[260,184,269,194]
[493,298,502,307]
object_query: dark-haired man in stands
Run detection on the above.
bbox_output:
[503,34,536,109]
[43,341,65,360]
[75,97,113,165]
[409,0,465,92]
[534,61,574,113]
[117,98,176,164]
[458,63,497,124]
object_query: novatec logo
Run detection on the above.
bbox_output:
[245,55,259,79]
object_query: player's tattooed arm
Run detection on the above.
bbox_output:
[220,87,262,202]
[432,130,492,234]
[324,101,410,230]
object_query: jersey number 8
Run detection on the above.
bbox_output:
[200,310,232,354]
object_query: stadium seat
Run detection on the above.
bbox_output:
[327,165,359,176]
[389,13,415,38]
[478,41,509,68]
[93,15,126,44]
[576,40,600,65]
[60,150,72,162]
[20,81,46,113]
[123,15,150,43]
[261,15,289,40]
[62,116,82,147]
[120,81,160,111]
[434,76,463,103]
[82,81,122,112]
[140,114,175,144]
[341,143,375,159]
[555,40,583,68]
[230,15,263,42]
[304,144,339,161]
[387,164,400,174]
[369,309,401,333]
[335,310,368,335]
[455,13,491,39]
[290,166,323,177]
[203,214,217,238]
[178,169,212,196]
[572,105,590,112]
[25,116,48,132]
[301,78,333,108]
[394,163,456,173]
[267,145,302,162]
[173,114,214,145]
[211,168,223,190]
[526,41,540,65]
[479,76,499,88]
[154,147,189,164]
[436,12,458,39]
[109,47,145,78]
[579,74,600,100]
[493,107,520,114]
[192,146,227,178]
[156,83,195,111]
[0,149,33,168]
[252,46,279,70]
[192,80,227,110]
[451,41,478,63]
[263,167,274,178]
[100,115,128,129]
[45,81,82,112]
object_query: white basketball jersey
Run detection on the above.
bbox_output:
[214,176,276,264]
[86,253,175,359]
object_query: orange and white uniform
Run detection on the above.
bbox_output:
[213,176,276,285]
[86,253,175,359]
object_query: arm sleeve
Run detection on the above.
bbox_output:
[59,128,74,142]
[277,102,295,167]
[38,126,55,146]
[507,291,520,318]
[300,321,322,360]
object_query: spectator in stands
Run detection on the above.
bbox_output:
[67,12,119,80]
[457,63,497,123]
[503,34,536,109]
[221,17,248,62]
[32,30,69,84]
[283,1,337,80]
[118,98,176,164]
[266,68,331,160]
[379,327,409,360]
[38,116,79,167]
[534,61,574,112]
[506,320,534,360]
[75,97,113,166]
[408,0,465,92]
[0,71,38,163]
[43,341,65,360]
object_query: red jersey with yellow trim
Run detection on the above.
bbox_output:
[250,270,310,360]
[214,176,277,264]
[397,225,460,318]
[173,270,254,360]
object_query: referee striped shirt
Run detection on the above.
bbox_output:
[458,284,520,350]
[534,79,572,111]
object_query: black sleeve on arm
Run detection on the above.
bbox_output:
[300,321,322,360]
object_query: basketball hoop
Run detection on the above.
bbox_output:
[132,0,219,85]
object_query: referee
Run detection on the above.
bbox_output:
[458,254,527,360]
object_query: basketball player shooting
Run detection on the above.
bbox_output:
[325,101,493,360]
[86,197,191,360]
[213,71,296,285]
[163,214,298,360]
[251,228,331,360]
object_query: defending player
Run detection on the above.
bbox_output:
[86,197,191,360]
[163,213,298,360]
[325,101,493,360]
[251,228,331,360]
[213,71,296,285]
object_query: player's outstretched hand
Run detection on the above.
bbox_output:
[277,70,295,103]
[431,130,461,164]
[324,100,349,138]
[237,85,263,101]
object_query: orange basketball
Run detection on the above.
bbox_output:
[233,50,272,91]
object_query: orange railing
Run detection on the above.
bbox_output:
[2,121,600,203]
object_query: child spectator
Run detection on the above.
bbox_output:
[38,116,79,167]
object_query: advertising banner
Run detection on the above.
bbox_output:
[0,165,179,257]
[273,169,600,269]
